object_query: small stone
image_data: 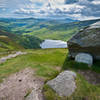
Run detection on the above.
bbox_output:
[75,53,93,66]
[19,79,22,82]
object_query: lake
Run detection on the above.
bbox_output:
[40,39,67,49]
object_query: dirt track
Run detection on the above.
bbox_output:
[0,68,44,100]
[0,51,27,64]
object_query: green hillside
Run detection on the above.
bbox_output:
[0,18,100,41]
[0,30,42,49]
[0,35,23,52]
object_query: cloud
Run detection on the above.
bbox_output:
[0,0,100,20]
[92,0,100,4]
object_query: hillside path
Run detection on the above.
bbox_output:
[0,51,27,64]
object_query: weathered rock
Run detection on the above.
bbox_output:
[75,53,93,66]
[25,89,43,100]
[47,71,77,97]
[68,21,100,60]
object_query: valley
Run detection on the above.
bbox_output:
[0,18,100,51]
[0,18,100,41]
[0,18,100,100]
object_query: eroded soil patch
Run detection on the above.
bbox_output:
[78,70,100,85]
[0,68,44,100]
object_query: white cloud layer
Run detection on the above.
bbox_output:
[0,0,100,20]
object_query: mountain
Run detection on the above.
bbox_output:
[0,18,100,41]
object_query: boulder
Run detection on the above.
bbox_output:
[47,71,77,97]
[68,21,100,60]
[75,53,93,66]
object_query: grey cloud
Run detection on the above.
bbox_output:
[5,0,100,20]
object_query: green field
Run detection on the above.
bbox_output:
[0,49,100,99]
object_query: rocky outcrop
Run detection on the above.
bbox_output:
[47,71,77,97]
[68,21,100,60]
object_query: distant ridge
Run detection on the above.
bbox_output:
[0,18,100,50]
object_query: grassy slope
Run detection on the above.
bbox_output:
[0,49,67,82]
[44,53,100,100]
[0,35,23,52]
[0,30,23,52]
[0,30,42,49]
[0,49,100,99]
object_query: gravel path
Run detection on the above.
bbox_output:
[0,51,27,64]
[0,68,44,100]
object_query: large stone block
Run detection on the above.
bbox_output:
[68,21,100,60]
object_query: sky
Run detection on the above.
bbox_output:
[0,0,100,20]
